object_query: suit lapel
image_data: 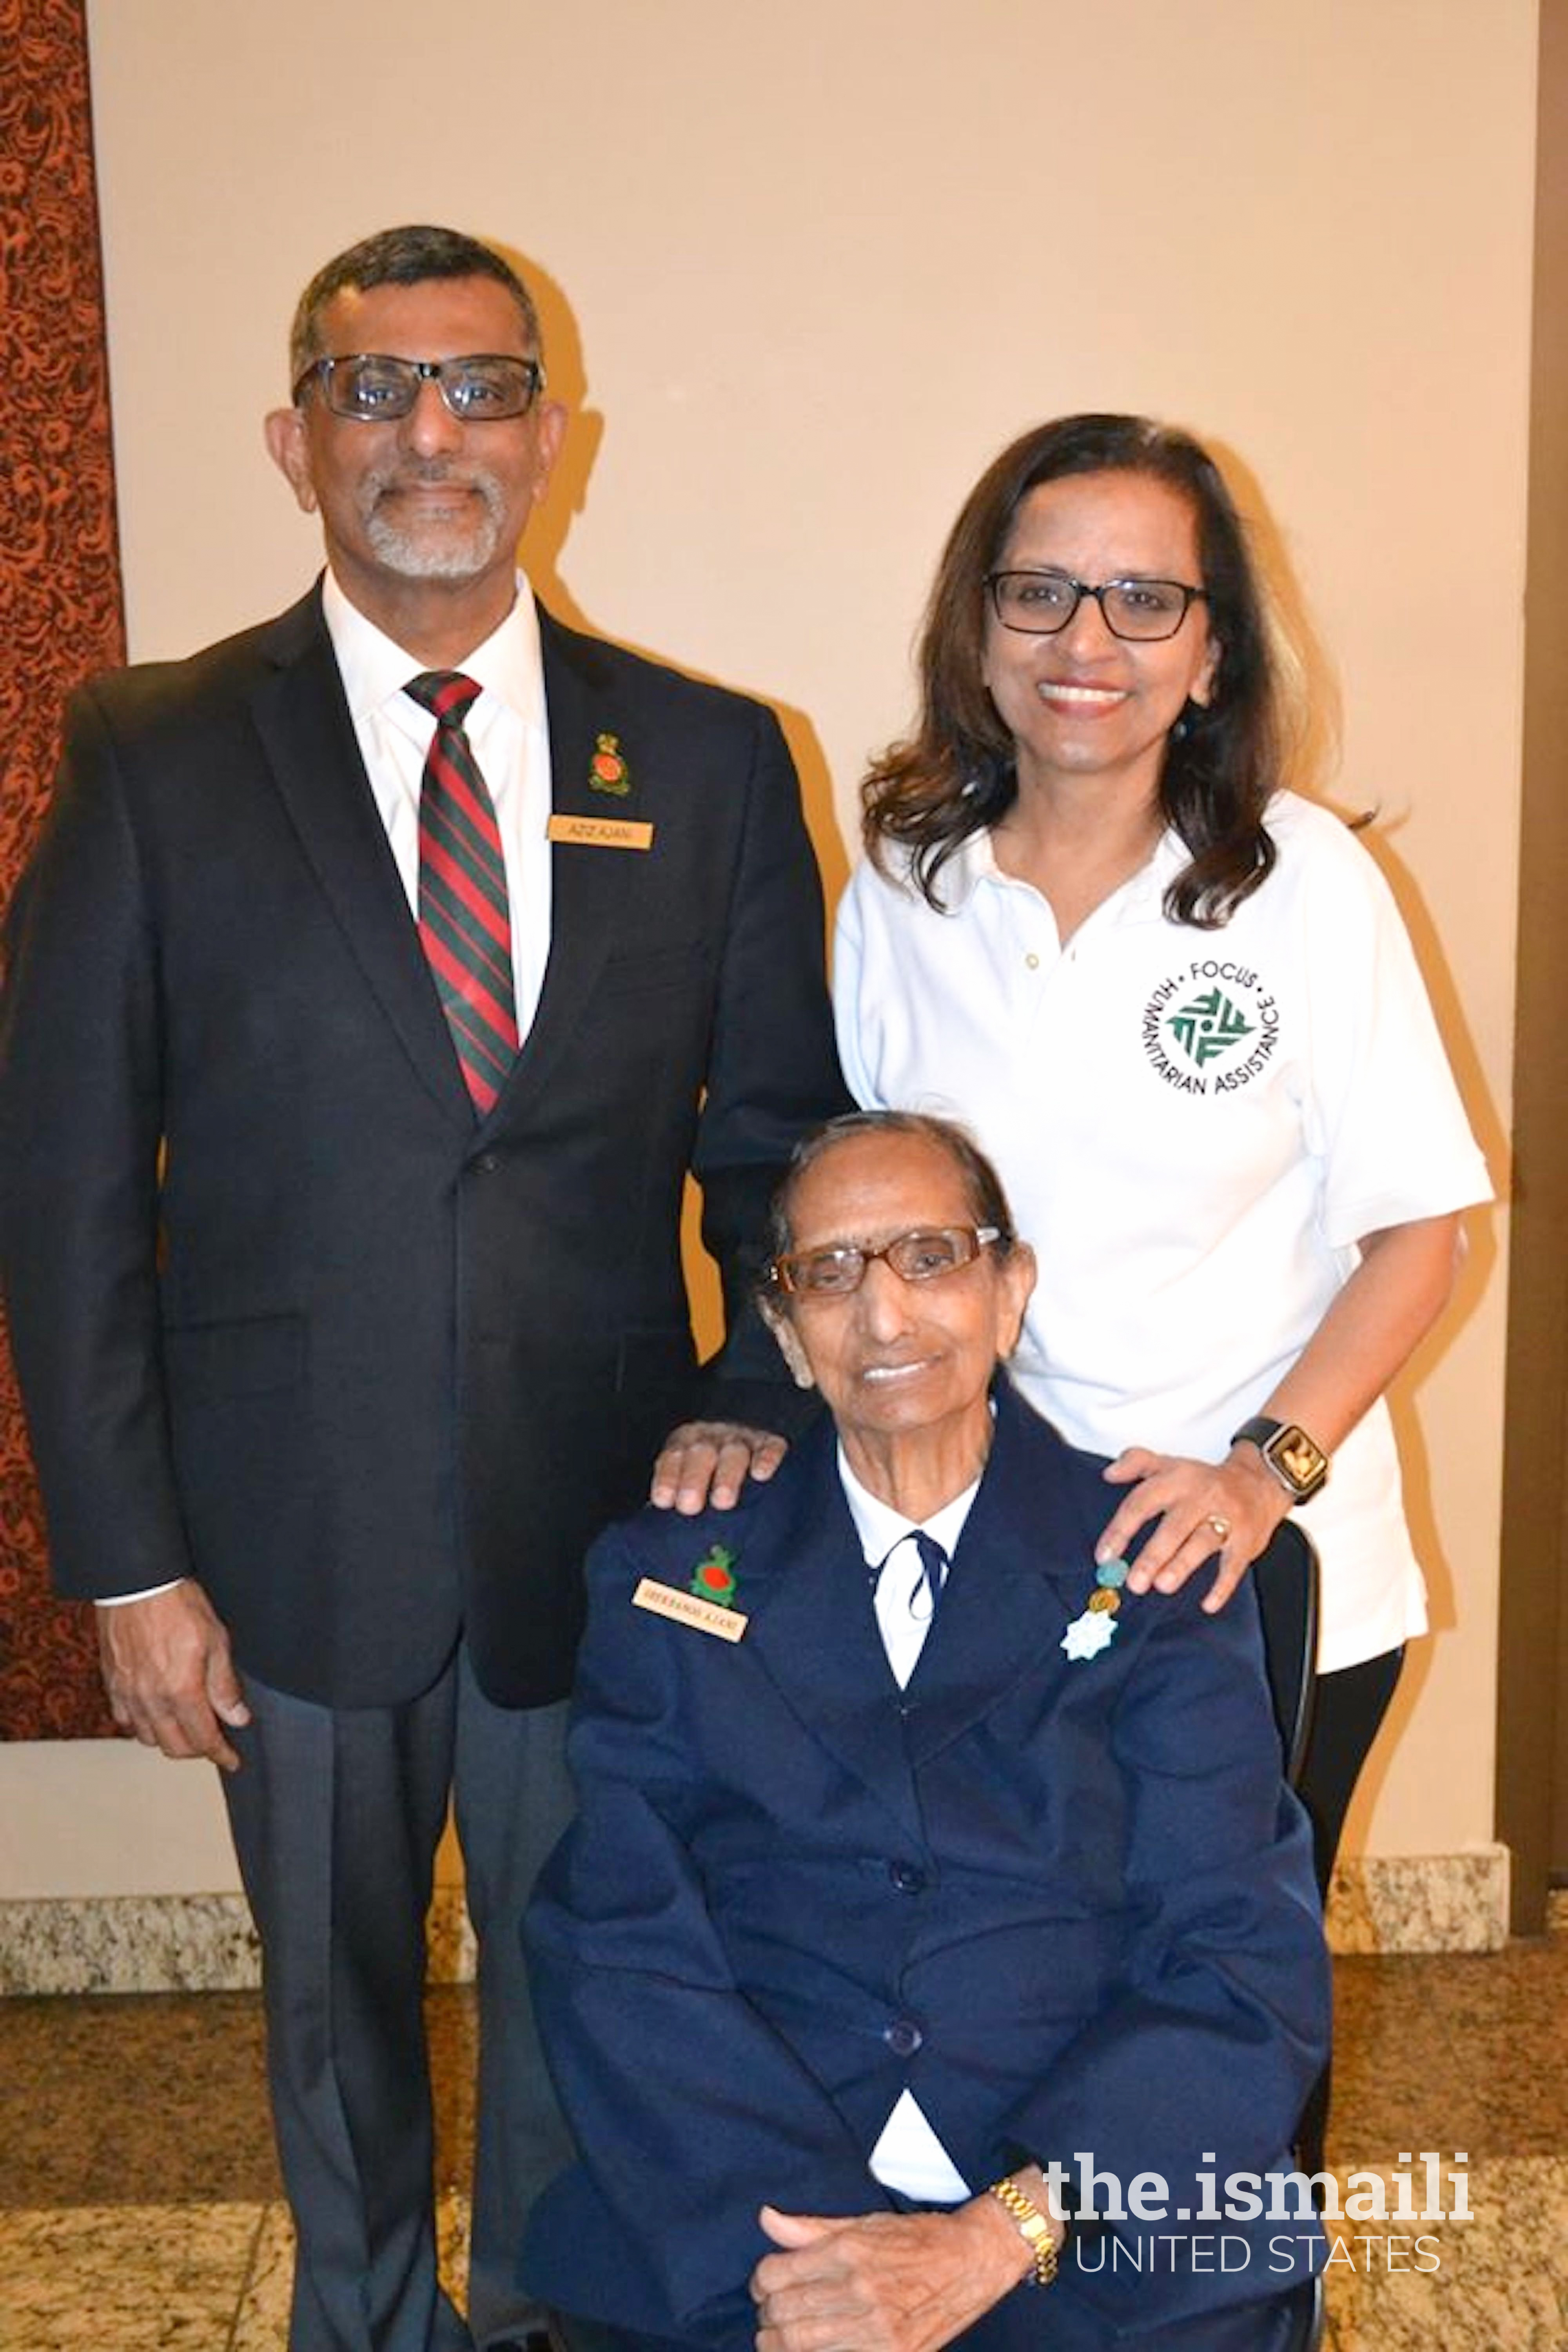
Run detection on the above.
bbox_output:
[744,1425,928,1847]
[250,587,473,1124]
[900,1383,1107,1770]
[740,1392,1107,1830]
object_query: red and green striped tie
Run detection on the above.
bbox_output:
[406,670,519,1114]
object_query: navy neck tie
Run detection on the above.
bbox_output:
[405,670,518,1114]
[871,1529,950,1622]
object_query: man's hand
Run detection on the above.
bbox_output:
[751,2198,1033,2352]
[649,1422,789,1515]
[96,1582,251,1772]
[1099,1445,1292,1612]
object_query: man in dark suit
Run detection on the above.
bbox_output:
[0,224,846,2352]
[524,1113,1328,2351]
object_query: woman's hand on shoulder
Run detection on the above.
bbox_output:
[649,1421,788,1514]
[1097,1446,1292,1612]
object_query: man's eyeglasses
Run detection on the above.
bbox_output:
[769,1225,1002,1299]
[987,570,1208,642]
[292,352,546,423]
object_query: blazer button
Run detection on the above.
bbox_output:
[888,1860,926,1895]
[472,1152,502,1175]
[884,2018,923,2057]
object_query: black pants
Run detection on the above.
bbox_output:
[1291,1643,1405,2176]
[1294,1645,1405,1901]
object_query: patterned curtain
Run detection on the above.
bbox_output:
[0,0,125,1735]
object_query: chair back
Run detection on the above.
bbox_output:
[1249,1519,1320,1786]
[1272,2271,1327,2350]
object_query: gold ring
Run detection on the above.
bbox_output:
[1205,1514,1231,1541]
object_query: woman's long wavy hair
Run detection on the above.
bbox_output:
[862,415,1286,924]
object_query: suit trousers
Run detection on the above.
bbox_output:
[222,1650,577,2352]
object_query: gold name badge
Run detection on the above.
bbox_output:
[547,813,654,851]
[632,1577,748,1641]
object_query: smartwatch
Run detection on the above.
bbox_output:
[1230,1416,1329,1503]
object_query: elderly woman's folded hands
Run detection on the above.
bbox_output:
[751,2183,1056,2352]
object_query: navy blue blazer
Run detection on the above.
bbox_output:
[523,1381,1329,2346]
[0,586,846,1707]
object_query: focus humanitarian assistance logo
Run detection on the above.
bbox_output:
[1141,959,1281,1096]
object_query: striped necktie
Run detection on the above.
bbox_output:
[405,670,519,1114]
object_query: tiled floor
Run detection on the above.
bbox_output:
[3,1931,1567,2350]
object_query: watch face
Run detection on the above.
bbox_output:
[1272,1425,1327,1490]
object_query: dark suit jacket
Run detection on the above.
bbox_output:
[523,1381,1328,2347]
[0,584,846,1707]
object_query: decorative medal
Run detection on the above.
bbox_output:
[1061,1556,1128,1662]
[589,731,632,797]
[689,1544,738,1607]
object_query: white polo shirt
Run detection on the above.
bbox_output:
[834,791,1492,1674]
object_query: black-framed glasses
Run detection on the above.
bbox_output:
[292,352,546,422]
[769,1225,1002,1299]
[987,569,1207,642]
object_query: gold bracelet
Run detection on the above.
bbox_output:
[987,2175,1058,2287]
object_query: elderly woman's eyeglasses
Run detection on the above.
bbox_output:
[770,1225,1001,1299]
[987,570,1207,642]
[292,353,546,422]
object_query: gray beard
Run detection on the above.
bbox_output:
[361,470,510,581]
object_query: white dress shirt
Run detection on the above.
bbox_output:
[322,568,555,1042]
[837,1448,981,2206]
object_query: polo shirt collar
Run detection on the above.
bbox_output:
[952,813,1184,927]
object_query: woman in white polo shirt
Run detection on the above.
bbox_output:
[835,413,1490,1908]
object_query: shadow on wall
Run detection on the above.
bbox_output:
[1212,435,1346,813]
[488,244,847,1363]
[1209,437,1505,1864]
[494,239,850,922]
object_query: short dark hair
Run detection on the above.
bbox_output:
[288,225,542,383]
[764,1110,1018,1280]
[861,413,1283,927]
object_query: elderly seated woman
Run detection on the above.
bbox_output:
[521,1111,1328,2351]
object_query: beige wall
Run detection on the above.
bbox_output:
[0,0,1533,1893]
